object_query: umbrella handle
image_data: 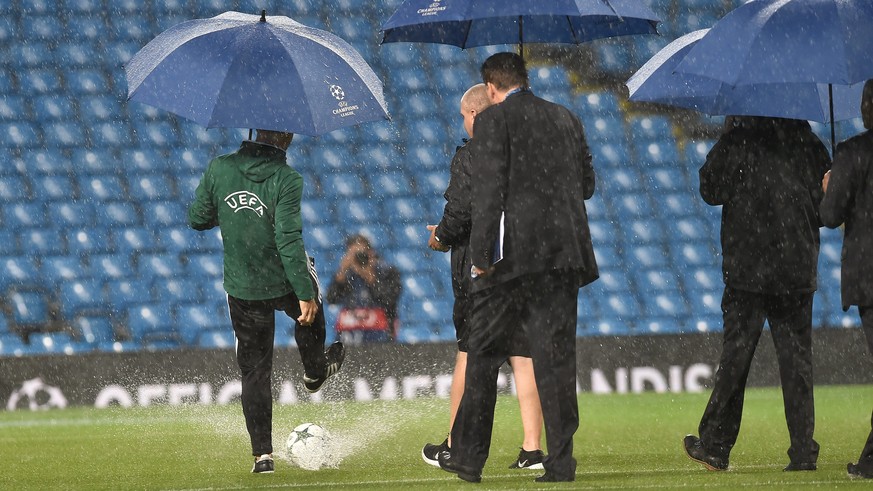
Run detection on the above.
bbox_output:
[260,10,266,23]
[828,84,835,154]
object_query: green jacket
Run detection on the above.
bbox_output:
[187,141,315,301]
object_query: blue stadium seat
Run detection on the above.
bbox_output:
[33,96,74,121]
[358,144,401,172]
[96,202,140,226]
[22,148,73,175]
[68,227,114,255]
[591,269,633,293]
[113,227,158,254]
[0,17,15,44]
[602,167,643,192]
[137,253,184,280]
[0,257,39,291]
[587,219,616,245]
[581,115,624,142]
[642,291,690,318]
[629,244,668,269]
[384,197,427,223]
[13,43,53,68]
[127,304,176,341]
[682,267,722,292]
[8,290,51,326]
[624,218,667,244]
[594,41,632,75]
[49,202,96,227]
[197,329,235,349]
[530,65,571,91]
[108,13,153,41]
[1,122,42,148]
[77,175,126,201]
[538,90,573,107]
[592,244,622,270]
[0,230,19,255]
[44,122,87,147]
[576,91,621,116]
[72,149,117,174]
[405,144,444,171]
[66,0,103,14]
[385,247,428,273]
[58,279,104,317]
[670,242,718,267]
[434,66,478,93]
[645,167,687,192]
[89,121,134,147]
[629,115,673,142]
[41,255,84,282]
[169,148,211,173]
[596,292,641,322]
[336,199,382,224]
[392,68,430,92]
[22,228,65,254]
[0,175,29,202]
[133,121,179,148]
[658,192,700,217]
[5,203,48,228]
[66,69,109,95]
[310,146,353,171]
[323,172,367,197]
[666,216,711,241]
[308,224,343,250]
[590,141,629,168]
[0,96,24,121]
[33,175,74,201]
[684,140,716,164]
[105,278,152,310]
[73,316,115,345]
[127,174,175,201]
[79,96,122,123]
[67,15,106,41]
[154,278,202,305]
[300,199,334,226]
[634,268,680,293]
[176,304,223,344]
[637,140,680,166]
[157,226,216,252]
[401,298,451,325]
[614,192,655,219]
[185,253,223,278]
[121,148,167,173]
[0,333,26,356]
[91,254,134,281]
[57,43,100,68]
[144,201,187,227]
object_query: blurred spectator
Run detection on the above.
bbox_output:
[327,234,402,343]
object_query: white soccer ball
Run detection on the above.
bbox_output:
[286,423,332,470]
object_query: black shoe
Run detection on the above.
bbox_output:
[438,450,482,483]
[684,435,728,471]
[422,438,449,467]
[508,448,545,470]
[784,462,816,471]
[848,462,873,478]
[251,454,274,474]
[303,342,345,393]
[535,472,575,482]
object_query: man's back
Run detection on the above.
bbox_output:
[469,91,598,289]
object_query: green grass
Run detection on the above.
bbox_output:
[1,385,871,490]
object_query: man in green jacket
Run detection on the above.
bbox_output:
[188,129,344,474]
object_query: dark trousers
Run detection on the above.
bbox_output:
[451,271,579,479]
[699,287,819,464]
[855,306,873,470]
[227,271,326,456]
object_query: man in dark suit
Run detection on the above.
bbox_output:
[683,116,830,473]
[438,52,598,483]
[820,79,873,479]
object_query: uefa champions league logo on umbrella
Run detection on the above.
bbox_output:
[418,0,446,17]
[330,83,360,118]
[329,84,345,101]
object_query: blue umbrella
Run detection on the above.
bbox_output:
[126,11,390,137]
[627,29,865,124]
[380,0,660,58]
[675,0,873,86]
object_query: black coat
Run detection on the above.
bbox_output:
[820,129,873,309]
[468,90,598,292]
[436,142,473,299]
[700,117,830,295]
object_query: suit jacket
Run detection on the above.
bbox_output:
[820,129,873,309]
[468,90,598,292]
[699,117,830,295]
[436,142,473,299]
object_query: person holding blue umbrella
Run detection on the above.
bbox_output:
[820,79,873,480]
[683,116,830,473]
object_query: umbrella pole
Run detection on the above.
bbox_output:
[518,16,524,61]
[828,83,836,154]
[249,128,253,140]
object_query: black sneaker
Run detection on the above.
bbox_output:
[509,448,545,470]
[303,342,345,393]
[422,438,449,467]
[683,435,728,471]
[252,454,274,474]
[784,462,816,471]
[848,462,873,478]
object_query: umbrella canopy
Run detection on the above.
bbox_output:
[626,29,865,124]
[126,11,390,136]
[674,0,873,86]
[380,0,660,53]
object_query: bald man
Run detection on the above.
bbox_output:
[422,84,545,471]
